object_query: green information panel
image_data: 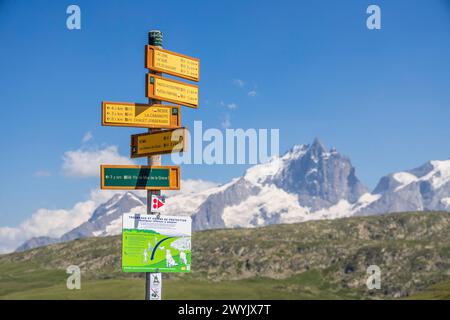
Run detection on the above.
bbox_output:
[100,165,180,190]
[122,214,192,273]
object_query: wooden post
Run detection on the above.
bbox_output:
[145,29,163,301]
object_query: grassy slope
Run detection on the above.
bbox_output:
[0,271,357,300]
[408,281,450,300]
[1,212,449,300]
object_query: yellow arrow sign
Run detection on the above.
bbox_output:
[146,45,200,82]
[102,102,180,129]
[131,128,188,158]
[146,74,199,108]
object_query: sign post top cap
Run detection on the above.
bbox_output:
[148,30,163,47]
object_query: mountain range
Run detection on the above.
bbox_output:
[16,138,450,252]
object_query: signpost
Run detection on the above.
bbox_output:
[146,74,199,108]
[130,127,188,158]
[100,165,180,190]
[102,102,180,129]
[146,45,200,82]
[100,29,199,300]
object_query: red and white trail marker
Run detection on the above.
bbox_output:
[150,195,166,213]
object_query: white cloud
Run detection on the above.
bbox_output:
[227,103,238,110]
[232,79,245,88]
[0,227,24,254]
[34,170,51,177]
[82,131,93,143]
[219,101,238,110]
[0,189,115,254]
[248,90,257,97]
[62,145,134,178]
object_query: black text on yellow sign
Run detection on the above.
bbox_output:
[102,102,181,129]
[130,127,188,158]
[146,74,199,108]
[145,45,200,82]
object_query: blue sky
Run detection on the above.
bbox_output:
[1,0,450,229]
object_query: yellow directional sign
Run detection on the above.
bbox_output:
[146,74,199,108]
[102,102,180,129]
[100,165,180,190]
[131,128,188,158]
[146,45,200,82]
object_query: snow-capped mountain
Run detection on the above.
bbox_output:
[269,139,367,209]
[354,160,450,215]
[192,138,368,230]
[16,139,450,252]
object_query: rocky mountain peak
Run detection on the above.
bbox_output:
[308,137,327,156]
[269,140,367,209]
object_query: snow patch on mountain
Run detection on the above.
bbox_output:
[354,193,382,209]
[165,179,237,216]
[222,185,309,227]
[423,160,450,189]
[441,198,450,208]
[309,193,381,220]
[243,158,283,185]
[392,161,450,192]
[104,217,122,236]
[312,199,354,220]
[220,188,383,228]
[393,172,418,191]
